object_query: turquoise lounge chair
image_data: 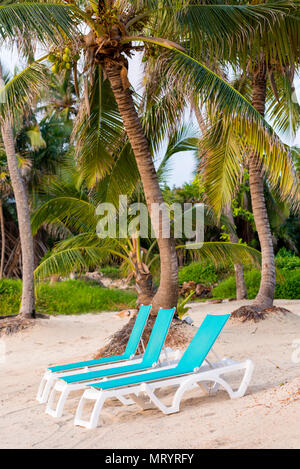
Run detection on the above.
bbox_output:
[46,307,178,417]
[74,313,254,429]
[37,304,152,404]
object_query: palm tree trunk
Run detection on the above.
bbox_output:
[249,62,275,308]
[0,199,5,279]
[104,61,178,312]
[135,266,155,306]
[0,66,35,317]
[225,205,247,300]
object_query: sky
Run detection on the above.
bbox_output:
[2,47,300,188]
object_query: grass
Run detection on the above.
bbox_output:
[99,266,121,279]
[212,268,300,300]
[0,279,137,316]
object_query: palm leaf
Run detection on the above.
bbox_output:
[34,245,111,281]
[31,196,97,234]
[180,241,261,268]
[0,60,48,119]
[160,48,299,207]
[0,1,77,43]
[73,66,124,186]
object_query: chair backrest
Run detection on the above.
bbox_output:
[141,307,175,366]
[124,304,152,357]
[175,314,230,374]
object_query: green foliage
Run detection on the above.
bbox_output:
[275,271,300,299]
[176,290,195,319]
[275,256,300,271]
[0,279,22,315]
[178,262,219,286]
[0,279,136,316]
[231,199,255,227]
[99,266,121,279]
[213,269,261,299]
[212,269,300,300]
[276,247,296,258]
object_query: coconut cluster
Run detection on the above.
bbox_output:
[49,47,80,74]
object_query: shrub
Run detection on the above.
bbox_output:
[276,247,294,257]
[0,279,137,316]
[212,269,261,299]
[0,279,22,315]
[178,262,219,286]
[99,266,121,279]
[275,256,300,271]
[212,269,300,300]
[275,271,300,299]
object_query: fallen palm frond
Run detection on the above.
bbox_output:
[231,305,291,322]
[0,316,35,336]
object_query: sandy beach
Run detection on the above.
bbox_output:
[0,299,300,449]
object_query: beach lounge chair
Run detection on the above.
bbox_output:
[37,304,152,404]
[74,313,254,429]
[45,307,179,418]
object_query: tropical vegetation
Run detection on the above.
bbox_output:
[0,0,299,334]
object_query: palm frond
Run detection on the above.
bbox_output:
[97,141,141,207]
[0,60,48,119]
[34,245,111,281]
[266,71,300,138]
[180,241,261,268]
[173,1,294,59]
[73,66,124,186]
[157,123,199,184]
[31,196,96,234]
[0,1,77,43]
[160,48,299,208]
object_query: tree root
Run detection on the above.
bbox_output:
[94,315,195,359]
[0,316,35,336]
[231,305,291,323]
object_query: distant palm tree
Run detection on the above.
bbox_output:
[0,0,76,320]
[0,63,36,317]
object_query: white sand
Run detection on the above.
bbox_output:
[0,299,299,449]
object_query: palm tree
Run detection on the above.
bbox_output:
[65,1,299,311]
[198,11,300,314]
[31,126,199,306]
[2,0,298,316]
[0,63,36,318]
[0,0,77,323]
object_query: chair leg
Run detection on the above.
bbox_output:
[37,374,58,404]
[36,374,48,403]
[230,359,254,398]
[46,382,71,418]
[140,383,181,415]
[127,392,154,410]
[194,360,255,400]
[74,389,107,429]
